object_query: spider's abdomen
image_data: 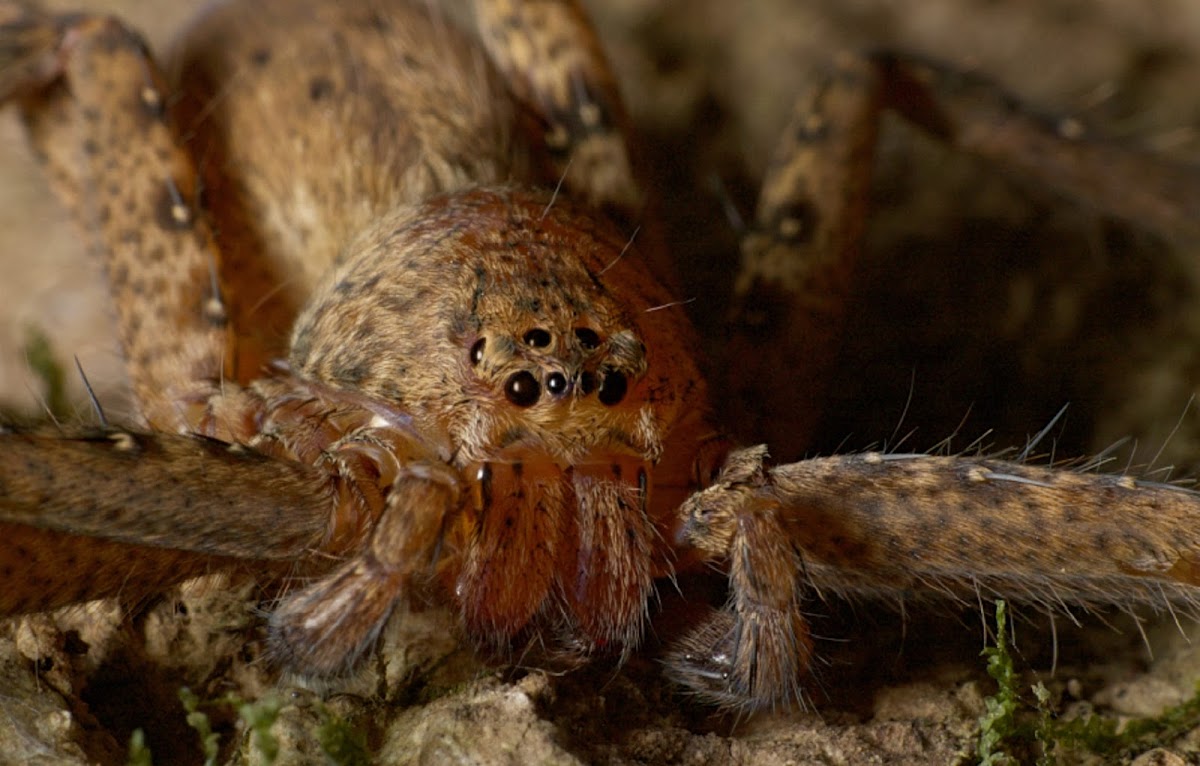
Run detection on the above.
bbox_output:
[170,0,531,371]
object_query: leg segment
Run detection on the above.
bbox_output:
[1,10,230,432]
[666,447,812,710]
[0,425,331,613]
[673,446,1200,709]
[727,51,1200,460]
[268,455,461,675]
[472,0,643,219]
[727,55,883,459]
[873,52,1200,243]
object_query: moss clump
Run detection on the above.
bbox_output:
[975,600,1200,764]
[180,687,222,766]
[976,600,1020,765]
[316,708,371,766]
[126,728,152,766]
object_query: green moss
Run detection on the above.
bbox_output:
[126,728,153,766]
[163,688,376,764]
[974,600,1200,763]
[1040,682,1200,758]
[236,694,283,764]
[22,326,69,419]
[1,326,70,423]
[180,687,222,766]
[315,705,372,766]
[976,600,1020,765]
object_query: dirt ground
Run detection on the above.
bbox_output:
[5,0,1200,763]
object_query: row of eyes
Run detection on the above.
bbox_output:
[469,328,628,408]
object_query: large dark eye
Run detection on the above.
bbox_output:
[598,370,627,406]
[574,327,601,349]
[504,370,541,407]
[469,338,486,365]
[523,328,552,347]
[546,371,568,396]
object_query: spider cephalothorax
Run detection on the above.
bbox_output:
[284,184,720,660]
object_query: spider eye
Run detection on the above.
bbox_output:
[574,327,601,349]
[523,328,552,347]
[598,370,627,406]
[469,338,486,365]
[504,370,541,407]
[579,371,597,395]
[546,371,568,396]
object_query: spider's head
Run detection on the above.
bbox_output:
[455,279,656,464]
[290,186,702,466]
[289,186,712,659]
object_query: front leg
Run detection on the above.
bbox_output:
[266,431,463,676]
[668,447,814,710]
[673,446,1200,709]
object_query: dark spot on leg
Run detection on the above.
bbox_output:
[793,113,830,143]
[139,85,165,120]
[731,279,790,340]
[250,48,272,66]
[308,76,335,101]
[364,9,391,31]
[291,332,312,366]
[351,322,376,343]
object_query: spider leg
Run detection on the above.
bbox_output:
[672,445,1200,709]
[666,447,813,710]
[472,0,644,221]
[726,55,883,459]
[727,51,1200,460]
[0,425,331,613]
[1,9,230,432]
[267,450,462,676]
[872,52,1200,243]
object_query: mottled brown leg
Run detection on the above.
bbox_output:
[472,0,642,219]
[673,445,1200,708]
[0,425,331,613]
[728,51,1200,460]
[874,52,1200,242]
[727,55,882,460]
[668,447,812,710]
[2,11,230,432]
